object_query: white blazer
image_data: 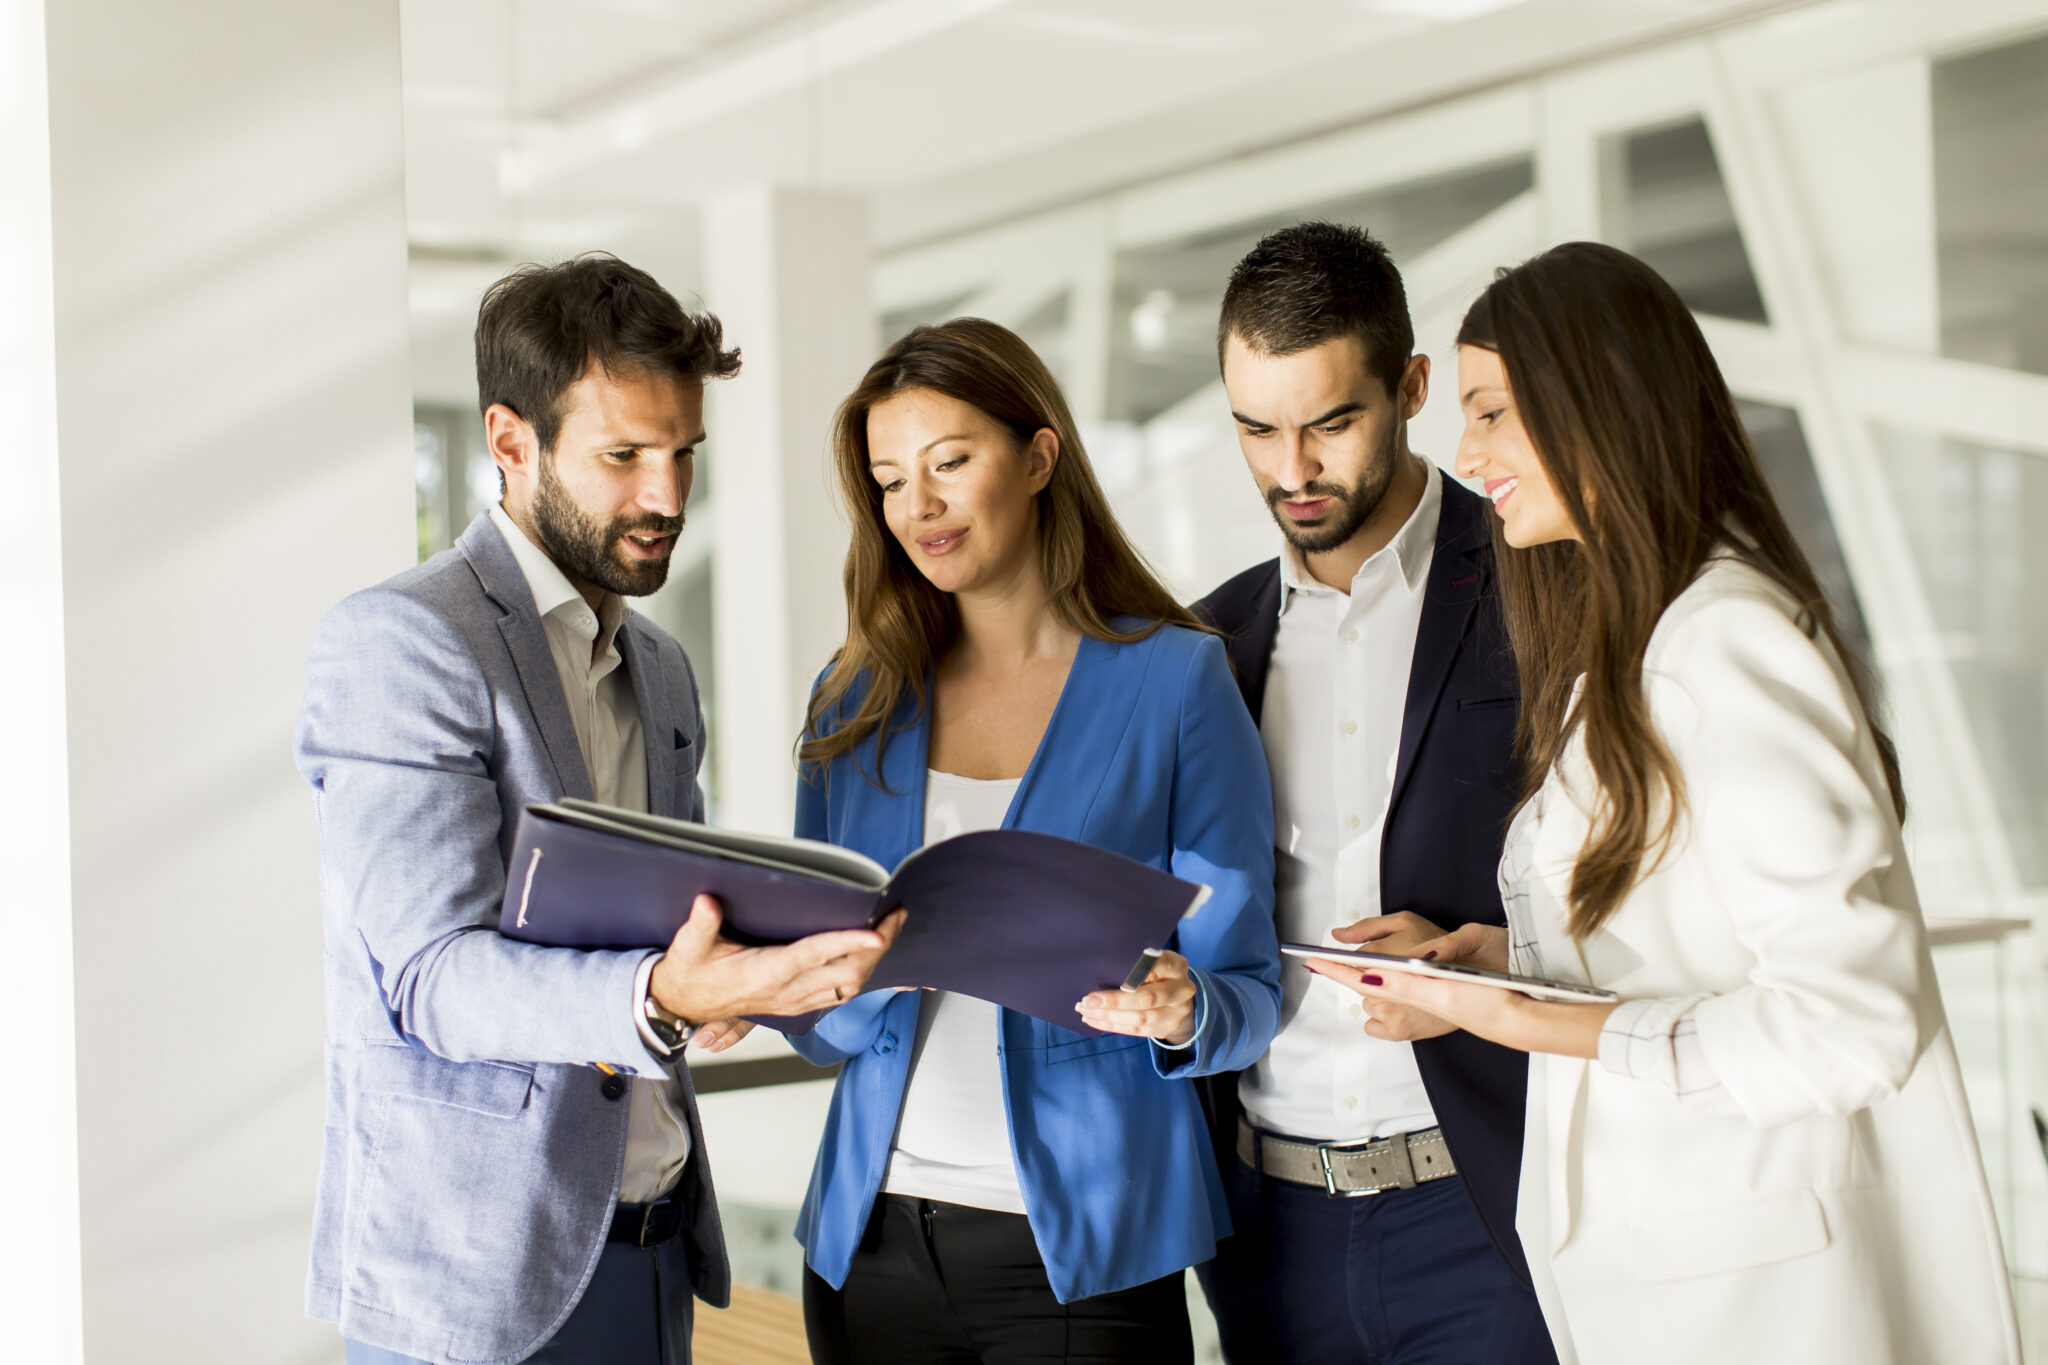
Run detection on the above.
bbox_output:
[1505,557,2019,1365]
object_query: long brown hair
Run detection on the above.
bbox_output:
[800,317,1207,777]
[1457,242,1905,939]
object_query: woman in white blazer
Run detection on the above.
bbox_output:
[1305,242,2019,1365]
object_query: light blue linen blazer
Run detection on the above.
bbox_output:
[294,514,727,1365]
[789,623,1281,1303]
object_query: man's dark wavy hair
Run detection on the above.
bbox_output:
[474,252,740,451]
[1216,220,1412,395]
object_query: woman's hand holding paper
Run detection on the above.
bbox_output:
[1074,949,1198,1045]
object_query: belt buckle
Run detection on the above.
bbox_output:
[633,1200,664,1249]
[1317,1137,1385,1199]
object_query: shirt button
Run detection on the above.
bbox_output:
[1341,720,1357,736]
[1349,1002,1364,1019]
[1345,814,1361,830]
[1342,1095,1359,1111]
[1345,629,1360,643]
[600,1073,628,1101]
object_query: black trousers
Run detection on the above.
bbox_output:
[804,1194,1194,1365]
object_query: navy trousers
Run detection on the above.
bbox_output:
[344,1238,693,1365]
[1196,1152,1554,1365]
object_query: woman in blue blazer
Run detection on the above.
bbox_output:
[787,318,1281,1363]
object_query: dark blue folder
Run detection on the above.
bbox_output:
[497,800,1210,1034]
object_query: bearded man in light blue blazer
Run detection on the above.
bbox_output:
[295,253,899,1365]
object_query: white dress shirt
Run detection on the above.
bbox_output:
[488,505,691,1202]
[1238,467,1443,1143]
[880,770,1029,1214]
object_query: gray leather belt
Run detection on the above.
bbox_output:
[1237,1116,1457,1197]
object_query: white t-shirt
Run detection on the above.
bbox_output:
[879,769,1027,1214]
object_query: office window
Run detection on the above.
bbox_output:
[1874,424,2048,884]
[1106,159,1535,425]
[1603,117,1769,324]
[1933,31,2048,377]
[1737,398,1871,656]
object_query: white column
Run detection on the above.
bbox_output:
[0,1,82,1359]
[0,3,415,1360]
[703,188,871,835]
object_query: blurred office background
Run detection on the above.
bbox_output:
[9,0,2048,1359]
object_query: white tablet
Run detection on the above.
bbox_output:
[1280,943,1619,1005]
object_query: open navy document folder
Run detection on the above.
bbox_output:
[498,799,1213,1035]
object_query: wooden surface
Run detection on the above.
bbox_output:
[692,1283,810,1365]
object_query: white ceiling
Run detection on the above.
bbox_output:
[401,0,1816,402]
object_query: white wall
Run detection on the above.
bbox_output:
[0,0,83,1358]
[4,2,416,1358]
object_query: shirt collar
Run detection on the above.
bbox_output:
[1276,461,1443,618]
[488,503,627,654]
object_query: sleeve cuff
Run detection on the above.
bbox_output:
[631,951,676,1063]
[1597,996,1675,1081]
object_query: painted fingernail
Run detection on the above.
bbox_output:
[1421,951,1438,961]
[1361,974,1384,986]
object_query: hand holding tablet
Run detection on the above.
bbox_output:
[1281,943,1618,1005]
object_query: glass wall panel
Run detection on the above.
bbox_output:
[1603,118,1769,324]
[1933,32,2048,377]
[1737,399,1872,655]
[880,287,979,348]
[413,402,492,561]
[1105,159,1534,425]
[1873,425,2048,884]
[1012,288,1073,390]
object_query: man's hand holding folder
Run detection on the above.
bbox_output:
[651,893,907,1034]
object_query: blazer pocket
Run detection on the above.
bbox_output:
[1046,1033,1146,1065]
[1457,694,1518,711]
[1626,1188,1829,1282]
[356,1044,535,1118]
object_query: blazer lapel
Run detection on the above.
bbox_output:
[1006,632,1148,842]
[1226,568,1281,725]
[617,619,676,817]
[458,514,592,802]
[1388,474,1490,817]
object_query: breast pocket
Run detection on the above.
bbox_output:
[1457,694,1518,712]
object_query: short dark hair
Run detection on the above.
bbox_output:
[475,252,741,451]
[1216,221,1413,396]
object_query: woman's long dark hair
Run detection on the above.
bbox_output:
[799,317,1206,777]
[1458,242,1905,939]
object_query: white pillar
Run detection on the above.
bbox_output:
[0,1,83,1358]
[703,188,871,835]
[0,3,415,1360]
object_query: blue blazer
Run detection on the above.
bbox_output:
[789,623,1282,1303]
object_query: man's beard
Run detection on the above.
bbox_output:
[1264,421,1399,555]
[530,450,683,598]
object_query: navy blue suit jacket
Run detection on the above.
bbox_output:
[1194,470,1533,1283]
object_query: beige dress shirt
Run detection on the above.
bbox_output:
[489,504,691,1203]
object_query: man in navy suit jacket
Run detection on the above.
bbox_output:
[1191,223,1554,1364]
